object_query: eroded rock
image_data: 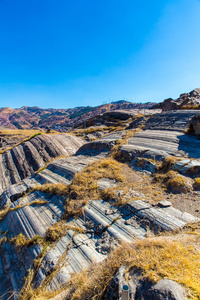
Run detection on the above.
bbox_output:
[0,134,84,193]
[136,279,185,300]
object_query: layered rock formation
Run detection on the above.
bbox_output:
[0,134,83,193]
[0,104,200,299]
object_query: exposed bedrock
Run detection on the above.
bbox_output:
[0,134,84,193]
[104,269,185,300]
[130,110,200,132]
[75,139,116,156]
[0,196,197,299]
[128,130,200,158]
[0,146,198,298]
[188,115,200,135]
[136,279,185,300]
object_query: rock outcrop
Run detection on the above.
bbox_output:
[0,134,83,193]
[0,146,198,298]
[154,88,200,111]
[0,104,200,299]
[136,279,185,300]
[127,130,200,158]
[188,115,200,135]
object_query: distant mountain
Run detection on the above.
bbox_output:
[0,101,156,130]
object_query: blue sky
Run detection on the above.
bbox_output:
[0,0,200,108]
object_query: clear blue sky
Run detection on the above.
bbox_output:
[0,0,200,108]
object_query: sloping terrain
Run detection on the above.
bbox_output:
[0,134,83,194]
[0,101,155,130]
[0,107,200,299]
[153,88,200,111]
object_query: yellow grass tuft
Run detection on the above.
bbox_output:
[33,183,69,195]
[10,233,44,248]
[69,158,124,201]
[154,170,191,193]
[45,221,84,242]
[194,178,200,190]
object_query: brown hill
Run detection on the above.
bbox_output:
[0,101,155,130]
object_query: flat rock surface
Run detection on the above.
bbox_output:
[144,110,200,131]
[128,130,200,158]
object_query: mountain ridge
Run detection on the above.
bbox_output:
[0,100,156,130]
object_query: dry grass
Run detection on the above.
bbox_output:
[18,243,51,300]
[194,178,200,190]
[69,237,199,300]
[27,234,200,300]
[158,156,178,172]
[0,199,48,224]
[34,158,125,220]
[180,105,200,110]
[110,130,137,159]
[45,221,84,242]
[69,158,124,201]
[99,164,166,204]
[18,233,75,300]
[0,129,42,136]
[71,126,108,136]
[154,170,192,193]
[10,233,44,248]
[33,183,69,196]
[64,199,87,220]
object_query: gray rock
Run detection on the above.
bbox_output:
[0,134,84,193]
[98,178,117,190]
[153,88,200,111]
[128,130,200,158]
[158,200,172,208]
[131,157,157,173]
[136,279,185,300]
[117,145,168,163]
[172,159,200,176]
[143,110,200,132]
[127,116,146,129]
[75,139,116,155]
[188,115,200,135]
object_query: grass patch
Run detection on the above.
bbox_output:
[69,237,200,300]
[45,221,84,242]
[33,183,69,196]
[69,158,124,201]
[154,170,192,193]
[26,235,200,300]
[10,233,44,248]
[0,199,48,224]
[110,130,138,159]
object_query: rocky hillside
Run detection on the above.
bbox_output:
[0,101,155,130]
[0,134,83,194]
[154,88,200,111]
[0,106,200,299]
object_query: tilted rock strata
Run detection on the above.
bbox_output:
[0,134,84,193]
[128,130,200,158]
